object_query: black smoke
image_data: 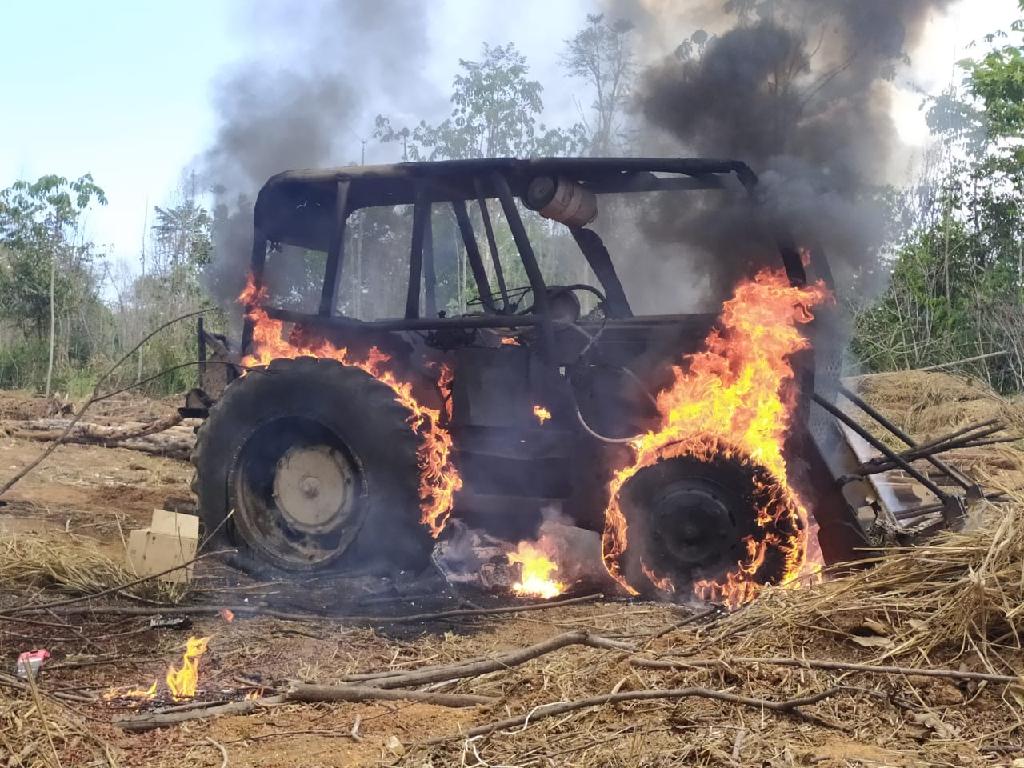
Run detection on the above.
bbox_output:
[200,0,435,307]
[609,0,955,298]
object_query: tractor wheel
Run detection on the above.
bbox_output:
[191,356,430,578]
[617,451,801,597]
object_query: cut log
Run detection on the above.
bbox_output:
[7,415,197,460]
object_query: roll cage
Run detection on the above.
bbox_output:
[242,157,807,357]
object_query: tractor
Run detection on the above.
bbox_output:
[187,158,974,593]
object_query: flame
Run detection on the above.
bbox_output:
[500,336,521,346]
[102,681,157,702]
[239,275,462,537]
[601,268,828,608]
[219,608,235,623]
[507,541,565,599]
[166,636,210,700]
[533,405,552,425]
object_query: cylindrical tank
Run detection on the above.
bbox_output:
[525,176,598,227]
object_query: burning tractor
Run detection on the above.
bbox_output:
[187,158,979,605]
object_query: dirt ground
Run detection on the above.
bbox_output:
[2,383,1023,767]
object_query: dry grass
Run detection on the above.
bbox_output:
[852,370,1024,439]
[0,684,119,768]
[0,532,188,607]
[397,493,1024,766]
[715,492,1024,666]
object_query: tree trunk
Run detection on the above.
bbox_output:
[44,251,56,398]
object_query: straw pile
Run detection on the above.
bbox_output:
[0,532,188,607]
[852,370,1024,439]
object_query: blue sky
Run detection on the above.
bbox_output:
[0,0,1019,268]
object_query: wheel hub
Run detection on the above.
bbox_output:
[272,445,356,534]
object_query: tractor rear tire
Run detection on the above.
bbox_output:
[191,356,430,579]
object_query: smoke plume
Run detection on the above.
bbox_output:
[201,0,435,307]
[607,0,954,298]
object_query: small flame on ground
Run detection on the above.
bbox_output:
[239,275,463,537]
[102,681,157,702]
[166,636,210,700]
[533,405,552,425]
[219,608,235,623]
[507,541,565,599]
[103,636,210,703]
[601,268,829,609]
[500,336,521,346]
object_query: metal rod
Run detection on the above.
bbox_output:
[423,208,436,317]
[474,177,510,309]
[491,172,555,359]
[811,393,951,502]
[405,185,429,319]
[452,199,498,313]
[241,229,268,354]
[319,180,351,317]
[837,382,977,492]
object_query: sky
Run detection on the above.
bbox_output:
[0,0,1019,271]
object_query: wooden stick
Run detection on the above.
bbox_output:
[16,593,605,624]
[628,655,1022,684]
[115,696,282,732]
[424,685,845,744]
[364,631,634,690]
[285,683,493,708]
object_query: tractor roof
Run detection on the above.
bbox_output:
[253,157,758,251]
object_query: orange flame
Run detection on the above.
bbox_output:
[239,275,462,537]
[533,405,552,425]
[219,608,235,623]
[601,268,828,608]
[507,541,565,599]
[500,336,521,346]
[102,681,157,702]
[166,636,210,700]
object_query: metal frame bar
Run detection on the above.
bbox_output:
[318,180,351,316]
[241,228,268,354]
[811,392,952,503]
[836,383,978,494]
[423,209,436,317]
[491,171,555,357]
[405,184,430,319]
[473,177,510,310]
[452,199,498,313]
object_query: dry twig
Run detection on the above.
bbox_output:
[425,685,846,744]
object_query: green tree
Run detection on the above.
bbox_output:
[0,175,106,395]
[853,6,1024,391]
[562,14,636,155]
[375,43,587,160]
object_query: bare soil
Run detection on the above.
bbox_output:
[1,387,1022,767]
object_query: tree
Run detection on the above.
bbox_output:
[562,14,636,154]
[853,6,1024,391]
[376,43,587,160]
[0,175,106,395]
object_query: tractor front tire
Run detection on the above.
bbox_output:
[191,357,430,579]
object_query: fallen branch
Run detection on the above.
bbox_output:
[355,630,635,690]
[18,592,605,624]
[285,683,494,708]
[628,655,1022,684]
[115,696,282,732]
[424,685,845,744]
[10,414,194,459]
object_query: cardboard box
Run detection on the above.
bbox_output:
[126,510,200,584]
